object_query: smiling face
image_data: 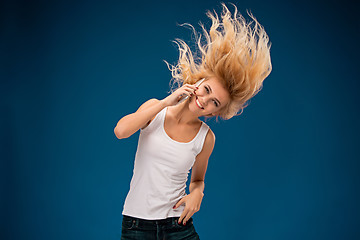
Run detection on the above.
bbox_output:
[189,76,230,117]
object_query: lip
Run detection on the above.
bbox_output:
[195,96,204,109]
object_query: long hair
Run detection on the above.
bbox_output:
[164,2,272,121]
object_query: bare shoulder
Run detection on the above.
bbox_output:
[205,128,216,147]
[198,127,215,155]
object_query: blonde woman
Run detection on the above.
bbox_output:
[115,2,272,239]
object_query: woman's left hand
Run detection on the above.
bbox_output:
[173,190,204,225]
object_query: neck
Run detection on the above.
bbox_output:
[168,98,200,125]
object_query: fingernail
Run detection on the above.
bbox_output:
[196,87,198,89]
[183,222,186,225]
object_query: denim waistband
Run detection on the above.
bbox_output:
[122,214,193,228]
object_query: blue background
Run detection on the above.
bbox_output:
[2,0,359,239]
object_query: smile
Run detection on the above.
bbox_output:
[195,97,204,109]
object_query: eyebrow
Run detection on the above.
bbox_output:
[207,85,221,106]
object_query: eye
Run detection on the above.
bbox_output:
[205,86,210,93]
[205,86,219,107]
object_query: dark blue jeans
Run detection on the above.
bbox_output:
[121,214,200,240]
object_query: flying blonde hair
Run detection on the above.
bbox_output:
[164,2,272,121]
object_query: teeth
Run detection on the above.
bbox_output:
[196,98,203,109]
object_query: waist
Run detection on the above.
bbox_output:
[122,214,193,229]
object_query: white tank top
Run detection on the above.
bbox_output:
[122,106,210,220]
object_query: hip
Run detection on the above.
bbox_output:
[121,214,200,240]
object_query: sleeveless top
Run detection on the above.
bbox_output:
[122,106,210,220]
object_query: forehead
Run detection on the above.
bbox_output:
[203,77,230,102]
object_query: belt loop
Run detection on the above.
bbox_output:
[135,218,139,227]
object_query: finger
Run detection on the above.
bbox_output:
[189,82,201,90]
[178,209,189,224]
[182,214,192,225]
[183,85,197,93]
[176,93,189,103]
[182,210,195,225]
[181,89,194,97]
[184,83,197,89]
[185,87,197,95]
[173,198,184,209]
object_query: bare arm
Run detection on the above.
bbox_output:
[114,83,198,139]
[114,98,167,139]
[189,129,216,195]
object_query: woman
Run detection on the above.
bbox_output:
[114,3,272,239]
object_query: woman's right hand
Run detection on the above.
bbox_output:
[162,83,198,107]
